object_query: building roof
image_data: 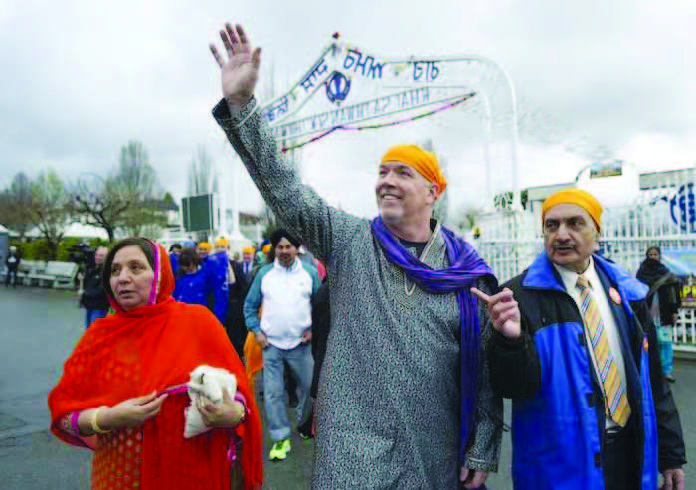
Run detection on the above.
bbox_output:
[526,183,575,202]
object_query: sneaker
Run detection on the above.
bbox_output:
[269,438,291,461]
[666,375,676,383]
[298,419,314,440]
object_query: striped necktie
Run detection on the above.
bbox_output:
[576,275,631,427]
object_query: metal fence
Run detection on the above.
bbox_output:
[476,171,696,347]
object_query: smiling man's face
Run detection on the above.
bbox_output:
[543,204,598,273]
[375,162,435,226]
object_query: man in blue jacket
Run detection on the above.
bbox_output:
[475,189,686,490]
[173,247,228,325]
[244,228,320,462]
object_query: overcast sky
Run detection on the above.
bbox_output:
[0,0,694,220]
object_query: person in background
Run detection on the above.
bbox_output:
[298,245,327,281]
[4,245,21,288]
[228,246,257,358]
[212,237,235,287]
[482,189,686,490]
[243,229,320,462]
[297,273,331,440]
[637,246,682,383]
[169,243,182,277]
[49,237,263,490]
[79,246,110,328]
[198,242,212,267]
[256,240,270,266]
[174,248,228,325]
[260,244,272,265]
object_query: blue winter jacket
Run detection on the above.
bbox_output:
[173,266,228,324]
[488,253,685,490]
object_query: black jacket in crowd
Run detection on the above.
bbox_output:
[5,251,20,270]
[81,265,110,311]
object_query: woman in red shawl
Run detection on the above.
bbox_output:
[49,238,263,489]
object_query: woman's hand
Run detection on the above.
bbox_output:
[99,391,168,430]
[199,389,245,428]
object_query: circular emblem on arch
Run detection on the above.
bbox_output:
[670,183,696,233]
[325,71,351,105]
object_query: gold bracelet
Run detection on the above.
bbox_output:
[90,406,111,434]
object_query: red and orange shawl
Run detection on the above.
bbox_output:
[48,241,263,489]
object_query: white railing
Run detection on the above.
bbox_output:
[675,309,696,347]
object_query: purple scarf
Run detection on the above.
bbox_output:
[371,217,495,459]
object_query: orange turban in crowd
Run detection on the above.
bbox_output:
[242,246,255,254]
[214,238,229,248]
[197,242,212,252]
[381,145,447,196]
[542,188,603,232]
[261,244,271,254]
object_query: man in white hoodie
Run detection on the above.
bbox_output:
[244,228,320,461]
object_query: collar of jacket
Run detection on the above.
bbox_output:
[273,257,301,272]
[522,252,648,302]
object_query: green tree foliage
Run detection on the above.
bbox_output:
[162,192,176,207]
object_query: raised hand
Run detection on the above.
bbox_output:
[209,23,261,109]
[471,287,522,339]
[100,391,168,430]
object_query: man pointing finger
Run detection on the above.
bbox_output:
[485,189,686,490]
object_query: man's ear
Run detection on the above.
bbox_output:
[429,184,439,199]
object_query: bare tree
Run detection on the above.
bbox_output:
[30,169,69,259]
[114,141,160,199]
[187,146,216,196]
[112,141,167,237]
[68,141,168,240]
[68,174,131,242]
[0,172,34,237]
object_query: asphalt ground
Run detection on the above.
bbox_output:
[0,286,693,489]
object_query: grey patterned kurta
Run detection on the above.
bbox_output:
[214,98,503,489]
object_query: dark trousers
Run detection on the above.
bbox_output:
[603,419,638,490]
[5,268,18,287]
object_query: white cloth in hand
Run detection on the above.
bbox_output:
[184,365,237,439]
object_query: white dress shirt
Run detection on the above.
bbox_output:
[554,257,628,427]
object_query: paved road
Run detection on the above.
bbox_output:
[0,286,693,489]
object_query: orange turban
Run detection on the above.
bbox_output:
[542,189,603,232]
[381,145,447,195]
[197,242,211,252]
[261,244,271,254]
[242,246,255,254]
[214,237,229,248]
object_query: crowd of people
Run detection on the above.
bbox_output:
[42,21,688,490]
